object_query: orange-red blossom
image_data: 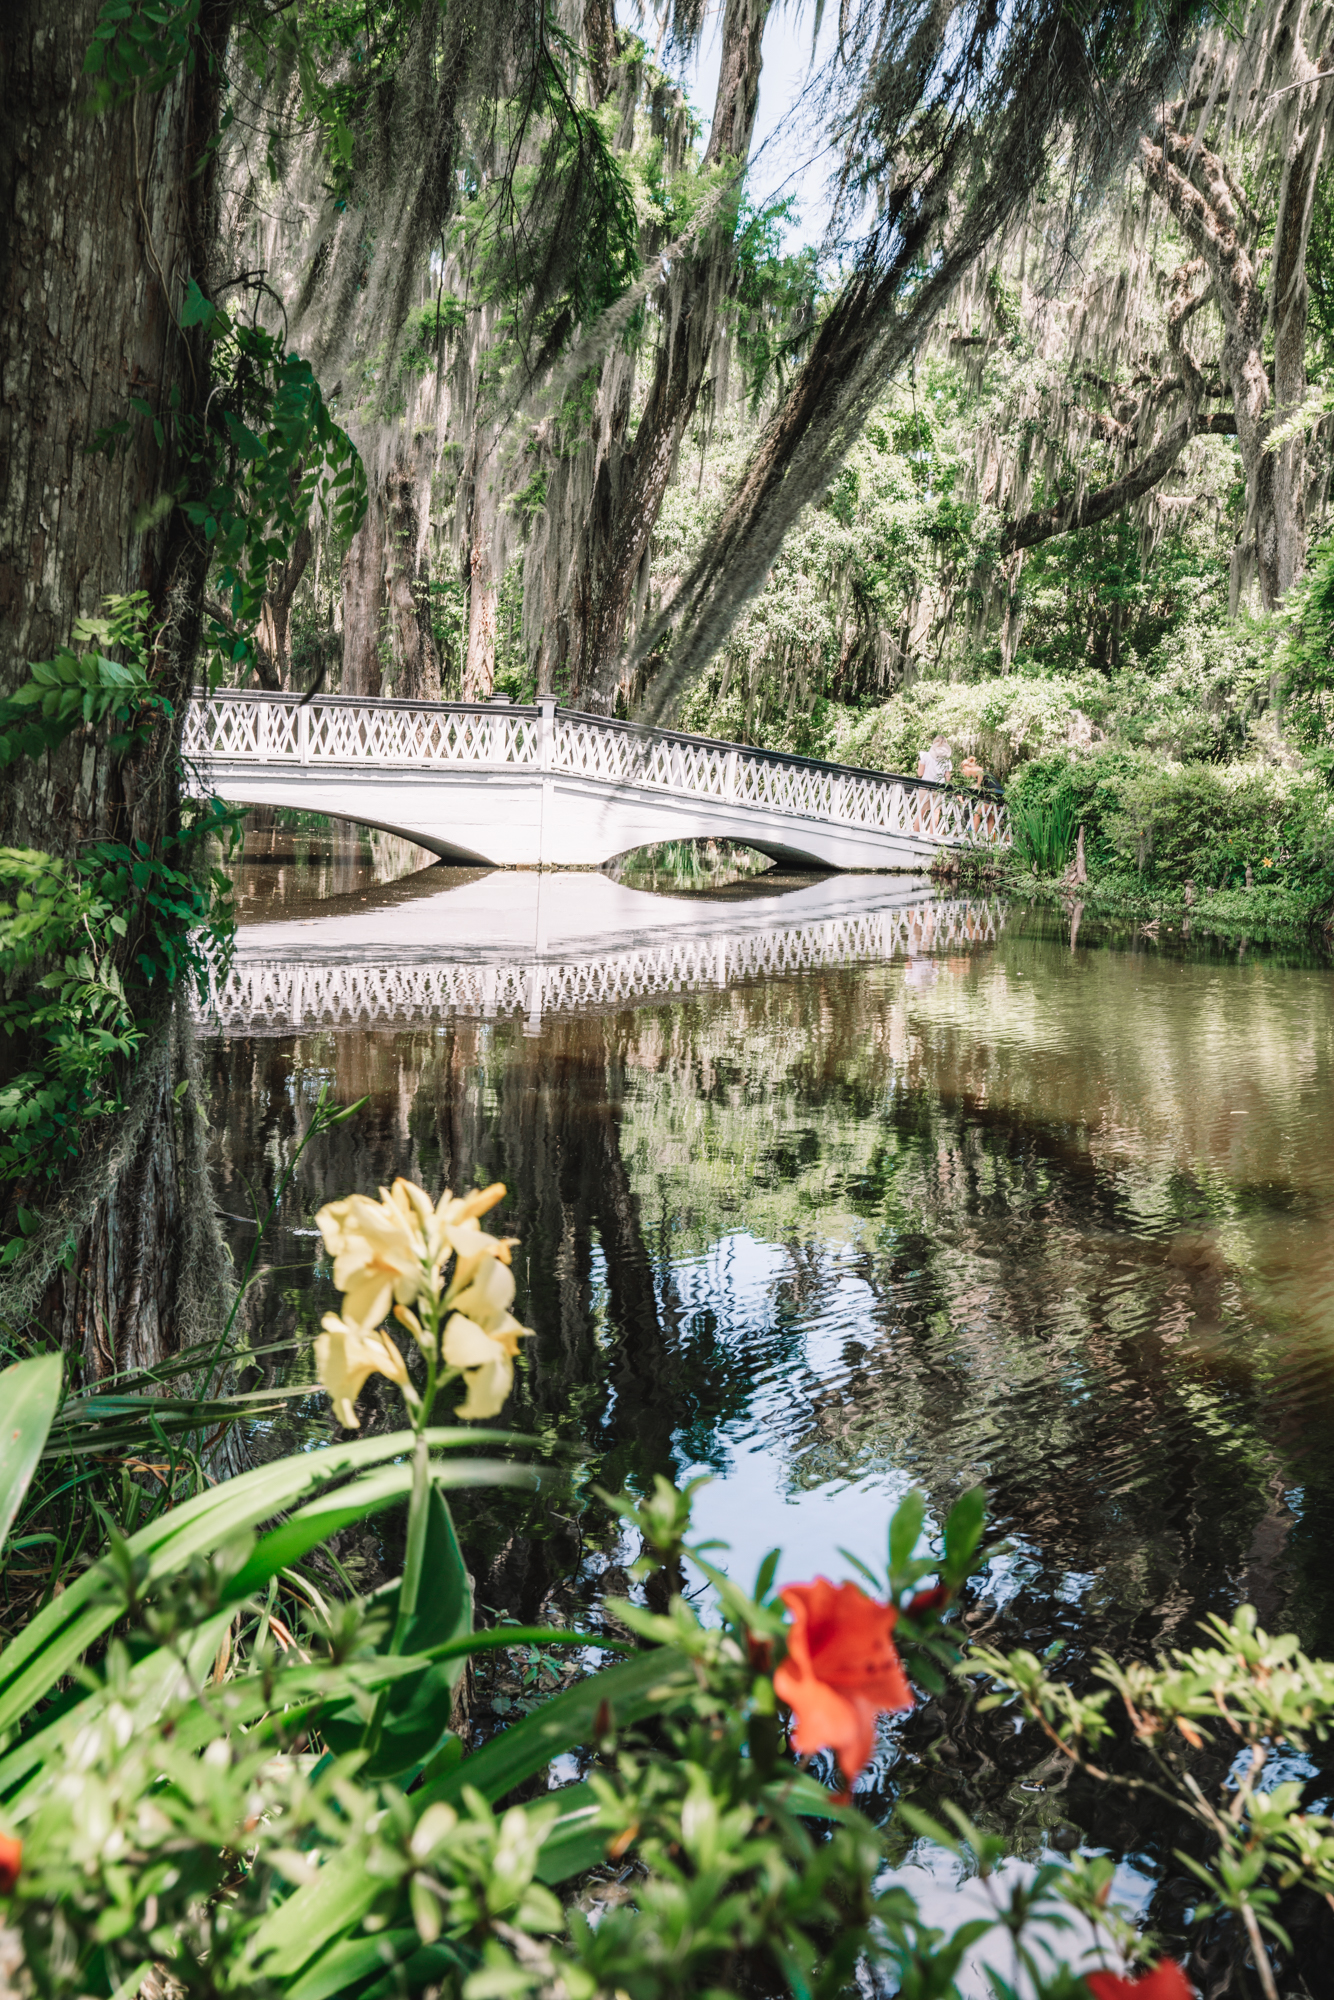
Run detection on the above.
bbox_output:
[773,1577,913,1788]
[1086,1962,1194,2000]
[0,1831,20,1894]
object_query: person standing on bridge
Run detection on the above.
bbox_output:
[914,736,951,832]
[917,736,952,784]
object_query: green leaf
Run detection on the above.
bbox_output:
[318,1482,475,1779]
[283,1929,428,2000]
[0,1353,63,1554]
[888,1489,927,1586]
[179,277,215,329]
[942,1486,987,1584]
[530,1782,606,1883]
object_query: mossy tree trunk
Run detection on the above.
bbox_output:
[0,0,233,1370]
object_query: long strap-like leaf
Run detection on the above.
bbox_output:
[0,1353,63,1553]
[0,1431,528,1732]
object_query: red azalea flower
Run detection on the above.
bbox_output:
[0,1831,20,1894]
[1086,1960,1194,2000]
[773,1577,913,1787]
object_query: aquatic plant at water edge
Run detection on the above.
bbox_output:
[1009,791,1078,875]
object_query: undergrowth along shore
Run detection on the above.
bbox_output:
[932,851,1334,949]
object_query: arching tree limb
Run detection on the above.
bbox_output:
[1000,412,1237,555]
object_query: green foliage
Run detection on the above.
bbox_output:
[176,285,367,684]
[0,801,236,1253]
[0,599,238,1259]
[837,670,1106,782]
[1009,792,1077,874]
[0,1357,62,1555]
[450,42,642,379]
[1007,748,1334,905]
[727,198,819,410]
[0,596,163,769]
[83,0,201,114]
[1279,528,1334,774]
[973,1604,1334,1963]
[8,1414,1334,1998]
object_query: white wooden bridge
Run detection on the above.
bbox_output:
[203,873,1005,1036]
[183,691,1008,871]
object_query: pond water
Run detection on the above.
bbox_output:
[204,820,1334,1951]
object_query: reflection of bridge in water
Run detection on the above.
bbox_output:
[183,690,1009,872]
[203,872,1005,1037]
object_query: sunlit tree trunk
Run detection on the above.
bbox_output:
[1139,29,1331,608]
[256,523,312,689]
[385,454,439,698]
[462,438,501,699]
[0,0,234,1365]
[341,506,384,695]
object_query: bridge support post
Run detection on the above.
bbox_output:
[537,697,556,869]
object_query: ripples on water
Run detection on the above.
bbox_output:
[205,821,1334,1933]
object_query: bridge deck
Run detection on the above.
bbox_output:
[183,691,1008,872]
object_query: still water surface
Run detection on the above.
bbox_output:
[205,824,1334,1923]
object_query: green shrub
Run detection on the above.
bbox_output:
[1007,748,1334,903]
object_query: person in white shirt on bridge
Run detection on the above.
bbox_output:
[916,736,952,784]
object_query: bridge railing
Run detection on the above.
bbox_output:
[183,690,542,769]
[183,690,1009,848]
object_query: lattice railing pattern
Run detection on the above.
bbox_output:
[183,695,540,769]
[184,691,1009,848]
[201,898,1004,1035]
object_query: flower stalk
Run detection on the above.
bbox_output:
[310,1179,535,1755]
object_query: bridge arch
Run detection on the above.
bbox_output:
[212,781,496,868]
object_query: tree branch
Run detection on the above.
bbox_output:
[999,412,1236,555]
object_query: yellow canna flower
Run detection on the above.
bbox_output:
[441,1257,533,1420]
[315,1179,510,1327]
[315,1312,411,1429]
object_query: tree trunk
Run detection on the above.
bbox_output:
[1270,38,1329,598]
[463,444,500,700]
[1139,121,1279,607]
[0,0,234,1365]
[341,506,384,695]
[1138,35,1332,609]
[385,453,440,698]
[256,522,312,689]
[1000,413,1238,555]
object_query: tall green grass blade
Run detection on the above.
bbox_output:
[0,1353,63,1553]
